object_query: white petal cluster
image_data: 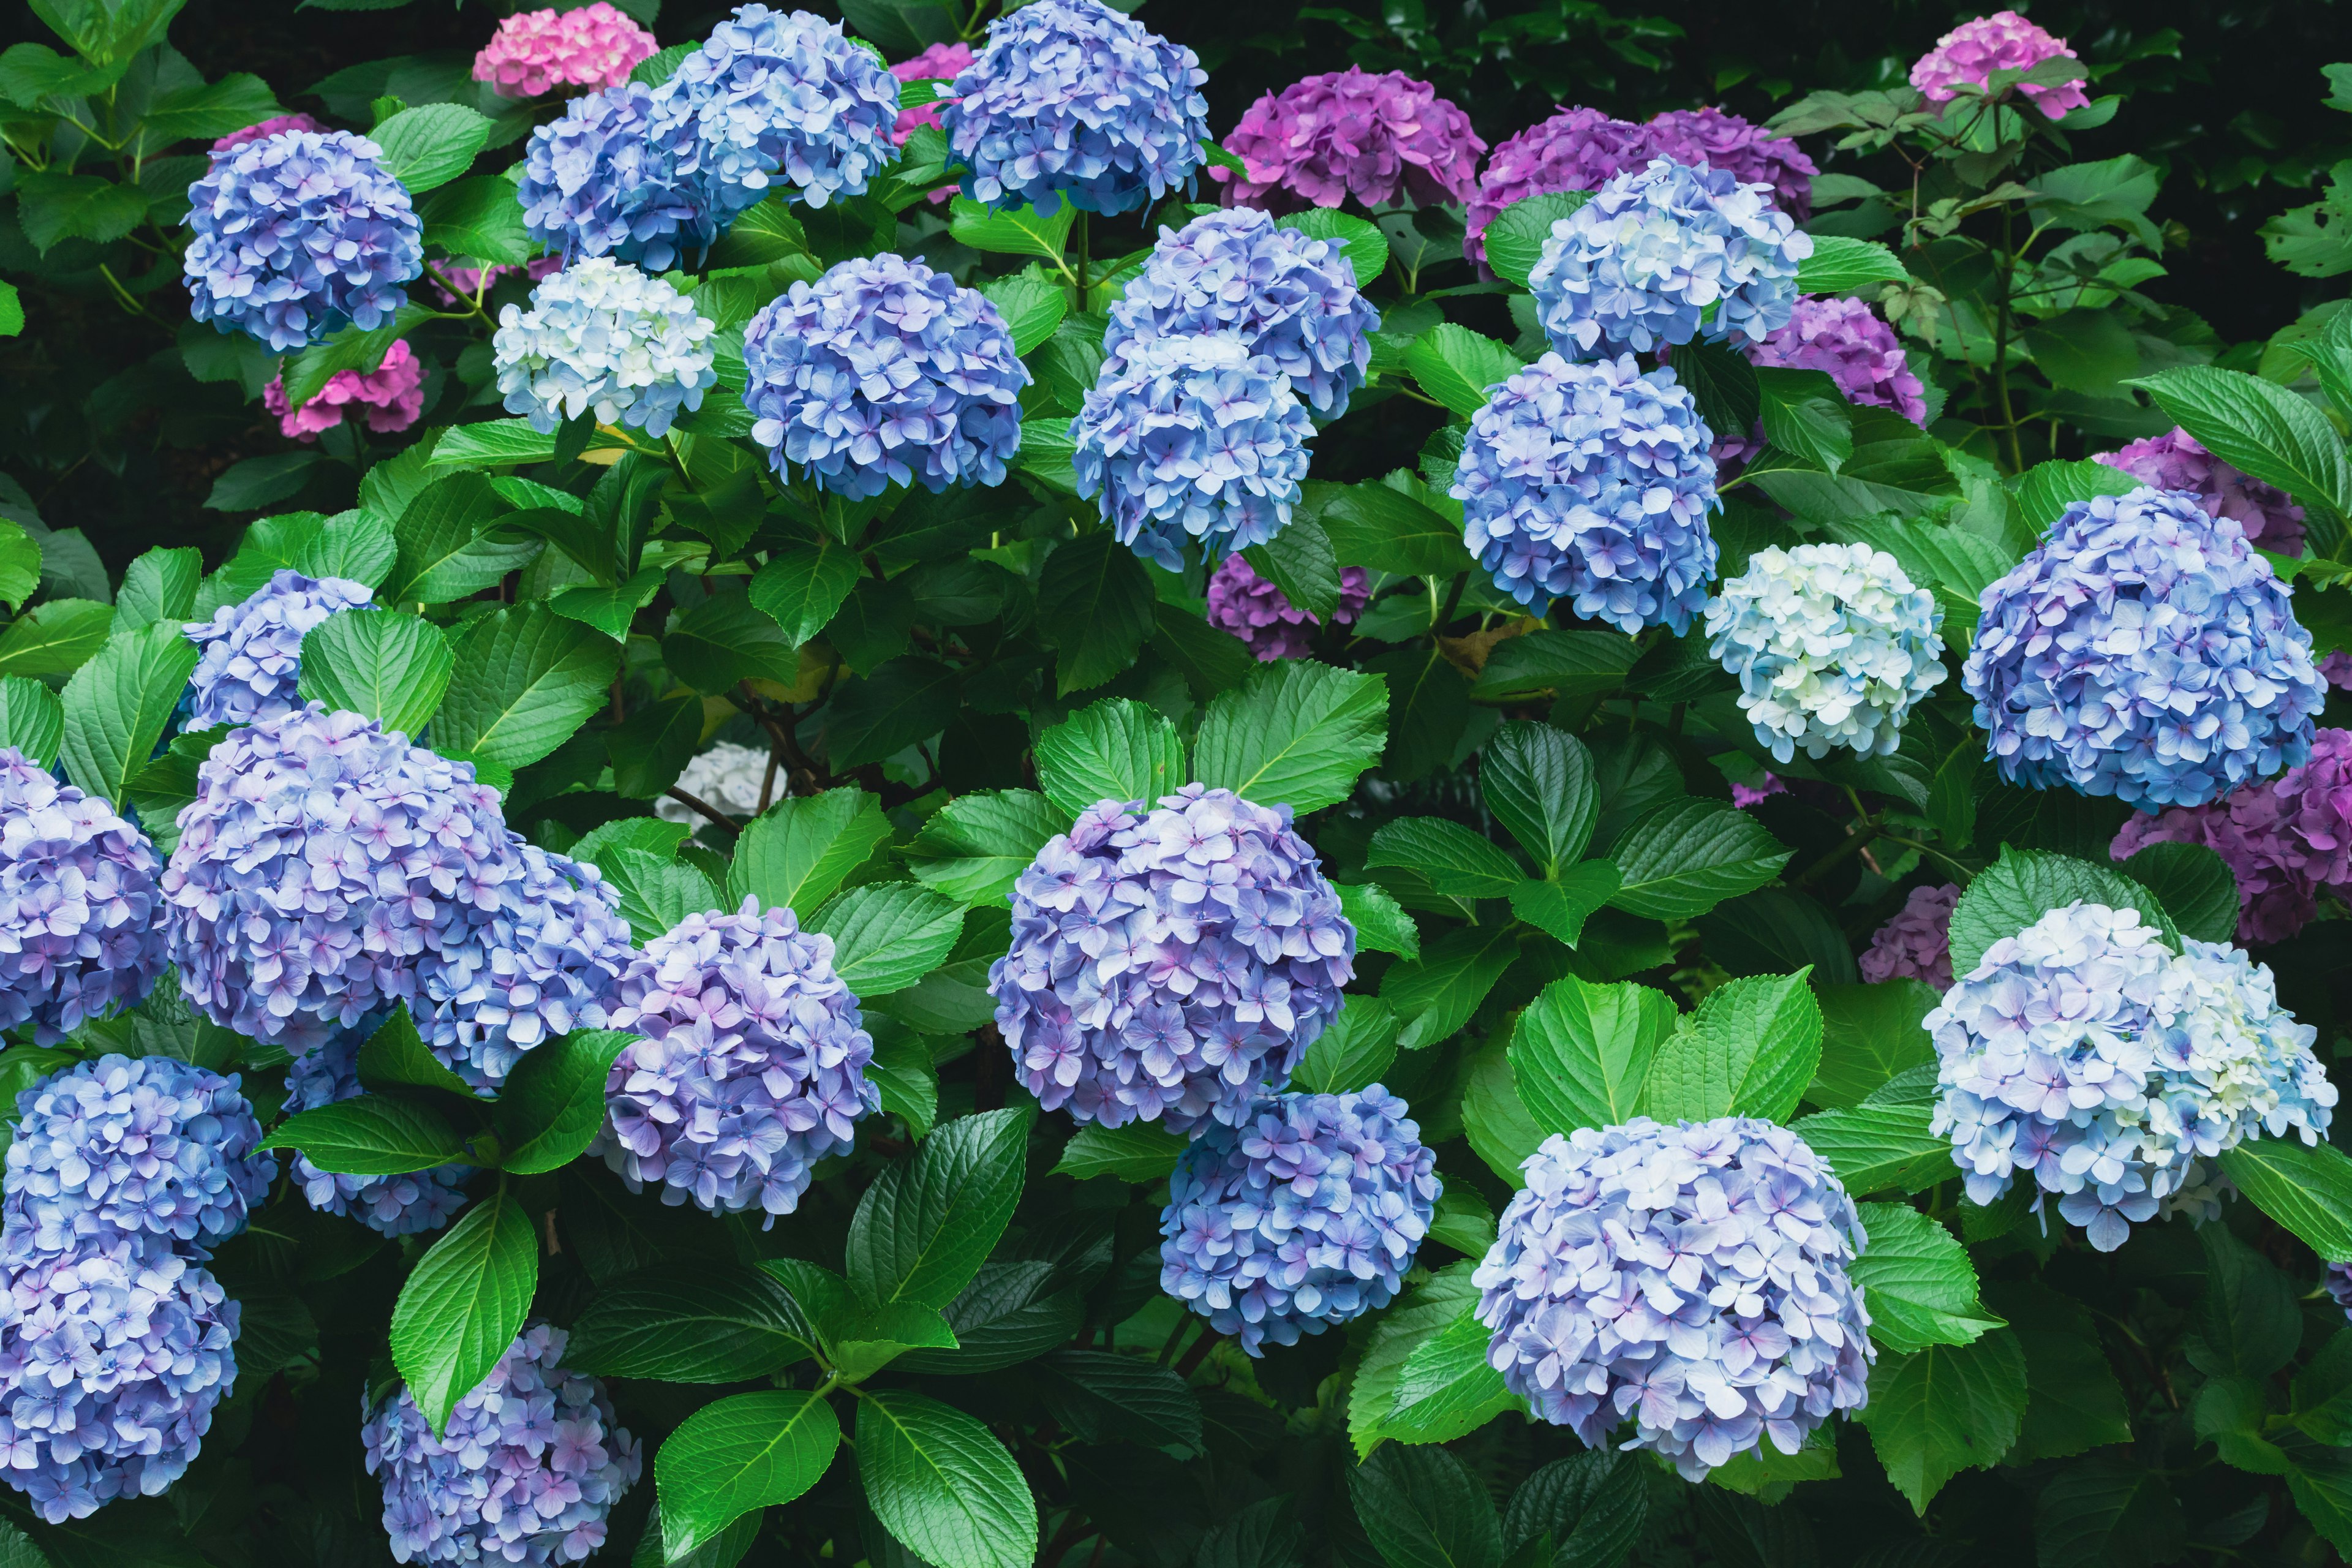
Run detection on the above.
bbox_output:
[492,257,717,436]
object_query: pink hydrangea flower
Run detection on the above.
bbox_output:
[2092,428,2307,556]
[1730,773,1786,809]
[1860,883,1960,990]
[1205,554,1370,661]
[1215,67,1483,213]
[211,114,322,153]
[2323,650,2352,692]
[890,41,972,141]
[473,2,657,99]
[431,254,564,306]
[1909,10,2091,120]
[1754,296,1928,424]
[1643,107,1816,219]
[262,340,424,440]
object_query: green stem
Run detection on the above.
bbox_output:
[1434,570,1468,631]
[1991,206,2024,475]
[1074,210,1090,304]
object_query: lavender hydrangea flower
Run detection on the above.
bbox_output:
[518,82,715,271]
[0,1240,239,1523]
[185,129,422,353]
[1752,296,1927,425]
[1160,1086,1438,1354]
[1474,1117,1873,1480]
[494,258,717,437]
[941,0,1207,216]
[1910,9,2092,120]
[740,253,1029,500]
[1104,208,1381,418]
[1450,351,1719,631]
[363,1325,640,1567]
[1528,158,1812,360]
[1928,901,2337,1251]
[2328,1263,2352,1319]
[1214,67,1482,213]
[2094,428,2307,556]
[284,1031,471,1237]
[0,751,169,1044]
[183,569,375,733]
[989,785,1355,1134]
[597,897,877,1218]
[1074,333,1314,571]
[1206,554,1371,662]
[1965,487,2326,811]
[1859,883,1960,990]
[1464,107,1651,267]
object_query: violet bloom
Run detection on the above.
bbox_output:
[0,750,170,1044]
[2094,427,2307,556]
[1216,67,1483,213]
[2328,1263,2352,1321]
[183,568,376,733]
[889,41,972,141]
[1858,883,1960,989]
[1752,296,1927,424]
[1644,107,1817,220]
[1730,773,1786,809]
[213,114,322,153]
[1205,554,1370,662]
[1909,10,2092,120]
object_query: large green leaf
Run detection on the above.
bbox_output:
[1988,1281,2132,1464]
[2112,839,2241,946]
[1050,1121,1189,1184]
[1480,721,1596,876]
[295,609,451,741]
[1366,818,1521,900]
[1638,970,1822,1124]
[491,1029,636,1175]
[1791,1093,1954,1196]
[1500,1453,1646,1568]
[0,598,113,677]
[1349,1264,1518,1455]
[434,605,620,770]
[948,196,1074,260]
[59,619,200,810]
[1507,864,1619,949]
[259,1096,467,1175]
[1033,698,1183,818]
[748,538,863,648]
[1403,324,1523,419]
[664,594,798,694]
[567,1263,818,1382]
[1037,1350,1204,1455]
[858,1390,1038,1568]
[1037,532,1155,695]
[2132,364,2352,549]
[115,545,202,629]
[727,788,892,916]
[1194,660,1388,815]
[1481,189,1588,289]
[1292,993,1402,1096]
[370,102,493,194]
[1507,976,1676,1137]
[1850,1204,2003,1354]
[1604,801,1792,919]
[388,1188,540,1435]
[1382,924,1520,1051]
[1796,235,1910,293]
[845,1108,1030,1310]
[0,676,62,767]
[2218,1136,2352,1262]
[383,473,540,606]
[1312,480,1477,578]
[1349,1443,1503,1568]
[1947,846,2178,977]
[658,1390,840,1561]
[1860,1331,2029,1514]
[824,656,959,771]
[905,791,1067,907]
[810,883,965,995]
[1809,980,1940,1109]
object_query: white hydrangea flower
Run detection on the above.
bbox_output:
[654,742,773,826]
[492,257,717,437]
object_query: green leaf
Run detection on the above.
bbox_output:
[428,419,558,470]
[1051,1121,1189,1183]
[2022,310,2141,398]
[58,619,200,810]
[948,195,1075,260]
[1507,865,1619,948]
[866,1023,940,1137]
[1791,1093,1953,1196]
[1037,1350,1204,1454]
[1403,323,1523,418]
[825,656,959,770]
[1988,1281,2132,1464]
[492,1029,636,1174]
[1947,846,2178,978]
[1809,979,1939,1109]
[1462,1047,1545,1187]
[664,593,798,693]
[1151,596,1257,699]
[1501,1453,1646,1568]
[417,175,529,266]
[811,883,965,995]
[858,1390,1038,1568]
[552,567,664,641]
[606,694,703,803]
[658,1390,840,1562]
[1349,1264,1518,1455]
[1481,721,1596,876]
[13,170,148,252]
[1859,1330,2029,1514]
[1194,660,1389,815]
[2111,839,2239,945]
[1276,208,1390,290]
[846,1107,1030,1310]
[1242,513,1343,624]
[384,472,540,606]
[1034,697,1183,818]
[1311,480,1477,578]
[727,788,892,916]
[389,1188,540,1435]
[1292,993,1401,1096]
[1337,881,1420,959]
[0,676,62,767]
[1038,532,1155,696]
[26,0,182,68]
[1382,924,1520,1050]
[1850,1204,2002,1354]
[1383,1307,1516,1445]
[823,1301,960,1382]
[295,608,452,740]
[2130,364,2352,550]
[2220,1136,2352,1263]
[2189,1223,2301,1380]
[748,538,863,648]
[0,521,39,612]
[2015,457,2143,529]
[0,598,112,677]
[1755,366,1855,475]
[260,1096,467,1175]
[369,102,492,194]
[567,1262,817,1382]
[1508,975,1678,1137]
[434,605,621,770]
[1482,189,1588,289]
[1605,800,1792,920]
[907,791,1067,907]
[601,848,725,944]
[978,271,1066,355]
[895,1261,1083,1376]
[1639,970,1822,1124]
[2034,1454,2187,1568]
[1795,235,1910,293]
[1366,818,1521,900]
[356,1005,476,1098]
[303,510,400,590]
[2287,1442,2352,1559]
[1349,1443,1502,1568]
[114,546,202,630]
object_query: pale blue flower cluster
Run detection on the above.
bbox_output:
[183,569,376,734]
[1966,488,2325,810]
[1528,157,1811,358]
[1452,351,1719,631]
[597,897,878,1218]
[493,258,717,437]
[1705,543,1948,763]
[1474,1117,1874,1480]
[1927,901,2336,1252]
[990,785,1355,1134]
[518,82,714,271]
[184,129,422,352]
[940,0,1208,216]
[363,1324,641,1567]
[740,253,1030,500]
[0,751,169,1045]
[284,1031,472,1237]
[1160,1086,1437,1354]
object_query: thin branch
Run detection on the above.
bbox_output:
[664,786,742,836]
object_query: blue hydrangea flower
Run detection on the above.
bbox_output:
[1928,900,2337,1252]
[596,897,876,1218]
[518,82,716,271]
[1074,333,1315,571]
[184,129,423,353]
[0,751,169,1045]
[1966,486,2326,810]
[284,1030,471,1237]
[1705,542,1947,763]
[990,785,1355,1134]
[1160,1085,1438,1354]
[1474,1116,1873,1480]
[1451,351,1719,631]
[2328,1262,2352,1320]
[493,258,718,437]
[363,1324,640,1567]
[940,0,1208,216]
[1104,208,1381,419]
[1528,157,1811,359]
[740,252,1030,500]
[183,568,376,734]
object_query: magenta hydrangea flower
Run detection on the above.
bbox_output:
[1859,883,1961,989]
[1730,773,1785,809]
[1909,10,2092,120]
[1753,296,1927,424]
[0,750,170,1044]
[1216,67,1483,213]
[1205,554,1370,662]
[890,40,972,141]
[2093,428,2307,556]
[1644,107,1817,219]
[263,337,425,440]
[473,2,657,99]
[211,113,321,153]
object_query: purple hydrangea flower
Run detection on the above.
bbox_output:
[1858,883,1960,990]
[2094,428,2307,556]
[0,750,169,1044]
[183,568,376,734]
[1159,1085,1438,1354]
[1451,351,1719,631]
[1104,208,1381,419]
[1928,901,2337,1251]
[1213,67,1482,213]
[1910,10,2092,120]
[284,1030,471,1237]
[1730,773,1785,809]
[494,258,717,438]
[1752,296,1927,424]
[363,1324,640,1567]
[1644,108,1817,220]
[1965,487,2325,811]
[597,897,878,1218]
[1205,554,1371,662]
[184,130,423,353]
[1474,1117,1873,1480]
[519,81,716,272]
[989,785,1355,1134]
[741,252,1030,500]
[941,0,1208,217]
[2328,1262,2352,1319]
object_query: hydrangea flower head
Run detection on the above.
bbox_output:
[184,129,423,353]
[2328,1263,2352,1320]
[284,1030,471,1237]
[890,41,973,141]
[989,785,1354,1133]
[941,0,1207,216]
[1206,554,1371,662]
[494,257,717,437]
[1451,351,1719,631]
[2095,428,2306,556]
[1644,108,1817,220]
[1104,208,1381,418]
[363,1325,639,1567]
[1859,883,1960,989]
[1965,486,2324,810]
[473,3,657,99]
[1463,106,1651,266]
[518,81,714,271]
[1752,297,1926,424]
[264,338,424,440]
[597,897,878,1217]
[741,252,1029,500]
[212,114,322,153]
[1704,541,1947,762]
[0,750,170,1044]
[1474,1117,1872,1479]
[1910,10,2092,119]
[1928,901,2337,1250]
[656,742,774,825]
[1215,67,1482,213]
[183,568,376,733]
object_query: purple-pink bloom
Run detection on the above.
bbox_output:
[473,2,657,98]
[1215,67,1483,213]
[1730,774,1785,809]
[211,114,321,153]
[1205,554,1370,662]
[1753,296,1927,424]
[2093,428,2307,556]
[890,41,971,140]
[1643,108,1817,220]
[263,338,424,439]
[1909,10,2092,120]
[1859,883,1960,989]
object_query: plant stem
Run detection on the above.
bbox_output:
[663,785,742,835]
[1991,206,2024,474]
[1435,570,1469,631]
[1074,210,1090,303]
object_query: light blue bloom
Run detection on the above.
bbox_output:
[492,258,717,437]
[284,1029,470,1237]
[518,81,716,271]
[183,568,375,734]
[0,750,169,1044]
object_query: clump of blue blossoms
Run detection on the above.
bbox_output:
[1704,542,1947,763]
[183,569,375,733]
[740,253,1030,500]
[597,897,878,1218]
[1966,487,2324,810]
[184,129,423,353]
[1160,1086,1438,1354]
[518,83,715,271]
[990,785,1355,1133]
[284,1032,471,1238]
[1927,900,2336,1252]
[1074,333,1316,570]
[1528,158,1811,359]
[493,258,718,438]
[1474,1117,1874,1480]
[0,750,170,1045]
[1451,351,1719,632]
[941,0,1208,216]
[363,1324,640,1567]
[1104,208,1381,419]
